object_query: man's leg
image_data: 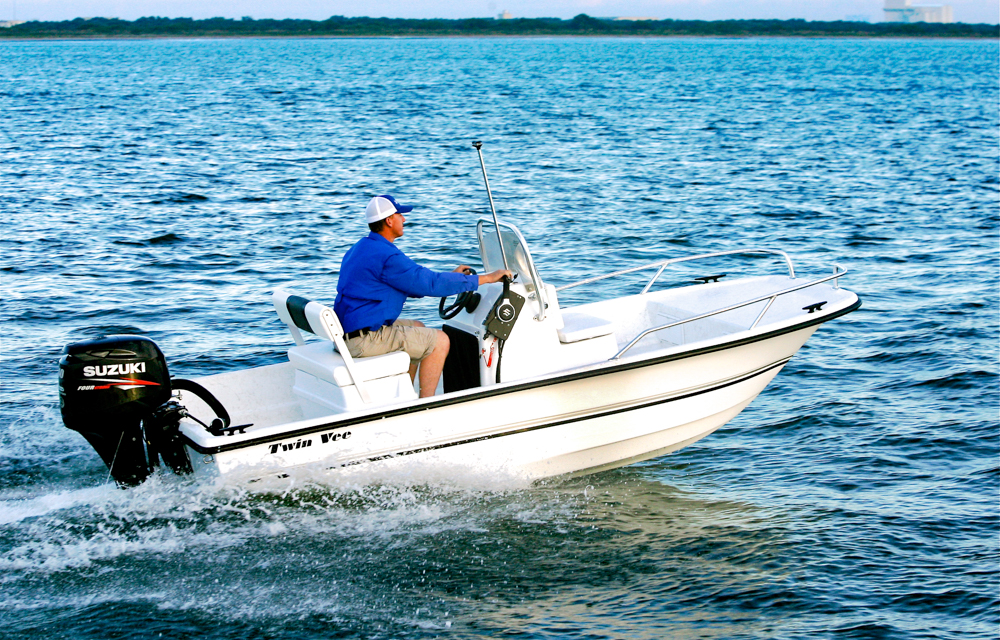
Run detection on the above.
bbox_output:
[399,320,425,382]
[393,320,450,397]
[417,330,450,398]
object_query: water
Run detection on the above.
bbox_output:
[1,37,997,639]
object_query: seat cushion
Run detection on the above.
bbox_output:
[558,312,615,344]
[288,341,411,388]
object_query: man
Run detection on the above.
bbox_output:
[335,194,512,398]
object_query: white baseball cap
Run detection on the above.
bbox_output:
[365,194,413,224]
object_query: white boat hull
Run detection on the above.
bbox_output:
[183,325,816,484]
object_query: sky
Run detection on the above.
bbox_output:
[4,0,999,24]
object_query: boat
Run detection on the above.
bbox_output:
[58,147,861,488]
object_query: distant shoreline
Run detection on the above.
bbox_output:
[1,15,997,40]
[2,35,998,43]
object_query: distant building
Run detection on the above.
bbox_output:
[0,20,25,28]
[844,14,871,22]
[497,10,513,20]
[884,0,953,23]
[613,17,658,21]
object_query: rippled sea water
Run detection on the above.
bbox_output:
[1,37,997,639]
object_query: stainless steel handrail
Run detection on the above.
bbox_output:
[611,265,849,361]
[555,248,796,295]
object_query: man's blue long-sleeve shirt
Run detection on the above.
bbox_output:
[334,233,479,334]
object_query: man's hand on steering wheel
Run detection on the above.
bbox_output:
[439,267,516,320]
[439,266,479,319]
[452,266,513,285]
[478,269,514,285]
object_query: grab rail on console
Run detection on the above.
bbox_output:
[610,264,849,361]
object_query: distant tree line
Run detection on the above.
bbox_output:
[2,14,997,39]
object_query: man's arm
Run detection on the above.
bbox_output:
[452,265,514,285]
[382,253,479,298]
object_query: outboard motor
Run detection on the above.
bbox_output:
[59,335,229,487]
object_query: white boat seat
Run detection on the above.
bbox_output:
[288,341,410,388]
[558,311,615,344]
[272,289,412,405]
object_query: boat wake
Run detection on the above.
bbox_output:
[0,455,561,579]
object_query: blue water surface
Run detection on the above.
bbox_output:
[1,37,997,639]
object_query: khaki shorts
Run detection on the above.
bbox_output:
[344,319,437,366]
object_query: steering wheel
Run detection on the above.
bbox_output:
[439,268,480,319]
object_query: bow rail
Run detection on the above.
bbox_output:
[555,248,797,295]
[611,264,849,360]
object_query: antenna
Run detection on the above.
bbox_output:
[472,141,510,272]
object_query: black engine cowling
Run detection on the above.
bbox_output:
[59,335,195,486]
